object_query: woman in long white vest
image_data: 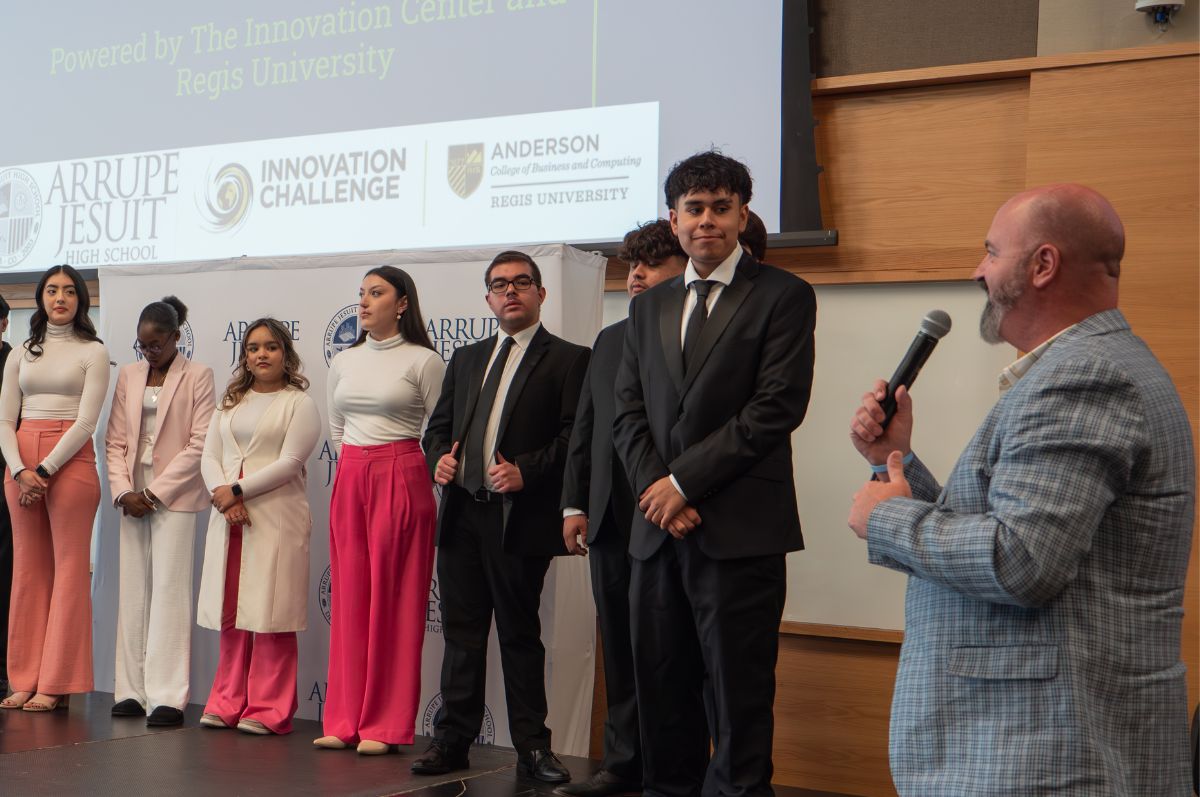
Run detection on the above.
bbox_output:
[195,318,320,736]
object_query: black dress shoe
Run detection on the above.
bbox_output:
[554,770,641,796]
[146,706,184,726]
[410,740,470,775]
[111,698,146,717]
[517,748,571,783]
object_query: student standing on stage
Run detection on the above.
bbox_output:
[559,220,686,797]
[196,318,320,736]
[614,152,816,795]
[0,265,110,713]
[314,267,444,756]
[105,297,215,726]
[415,251,588,781]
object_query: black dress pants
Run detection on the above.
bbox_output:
[631,538,786,797]
[435,489,552,754]
[588,501,641,780]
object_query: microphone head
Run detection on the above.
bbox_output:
[920,310,952,340]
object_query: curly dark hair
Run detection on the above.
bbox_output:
[25,264,102,360]
[664,150,753,210]
[618,219,686,266]
[220,317,309,408]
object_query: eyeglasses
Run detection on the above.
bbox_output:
[133,341,166,355]
[487,275,538,294]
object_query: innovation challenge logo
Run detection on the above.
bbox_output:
[198,162,253,233]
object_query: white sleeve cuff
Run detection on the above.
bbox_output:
[668,474,687,501]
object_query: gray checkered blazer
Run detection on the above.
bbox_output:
[868,309,1195,796]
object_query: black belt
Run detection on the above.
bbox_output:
[471,487,505,504]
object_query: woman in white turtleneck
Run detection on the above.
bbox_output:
[0,265,110,712]
[313,266,444,755]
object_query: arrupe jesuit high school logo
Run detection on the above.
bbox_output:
[447,143,483,199]
[0,168,43,268]
[319,565,332,624]
[199,162,253,233]
[324,305,359,366]
[422,693,496,744]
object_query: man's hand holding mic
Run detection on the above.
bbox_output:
[848,380,914,539]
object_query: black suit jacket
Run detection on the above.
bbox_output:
[614,254,816,560]
[424,324,590,557]
[560,319,635,544]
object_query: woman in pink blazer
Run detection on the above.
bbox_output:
[104,297,215,726]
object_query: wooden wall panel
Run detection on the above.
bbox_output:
[771,79,1029,283]
[1023,54,1200,709]
[772,634,900,795]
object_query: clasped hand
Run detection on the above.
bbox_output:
[639,476,701,539]
[16,469,48,507]
[118,491,157,518]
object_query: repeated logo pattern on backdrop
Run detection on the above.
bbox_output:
[93,246,604,755]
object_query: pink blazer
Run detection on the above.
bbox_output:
[105,354,216,512]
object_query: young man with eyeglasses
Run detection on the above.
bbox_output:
[418,250,589,782]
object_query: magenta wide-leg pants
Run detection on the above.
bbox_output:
[203,523,299,734]
[322,439,436,745]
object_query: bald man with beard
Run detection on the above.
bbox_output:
[848,184,1195,796]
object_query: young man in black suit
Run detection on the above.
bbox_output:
[614,152,817,796]
[417,251,590,782]
[558,221,687,797]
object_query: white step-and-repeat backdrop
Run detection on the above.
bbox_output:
[92,243,604,754]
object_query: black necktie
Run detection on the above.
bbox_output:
[683,280,715,371]
[463,336,514,493]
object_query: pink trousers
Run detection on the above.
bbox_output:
[323,439,436,744]
[203,522,298,733]
[5,420,99,695]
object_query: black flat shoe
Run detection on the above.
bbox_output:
[517,748,571,783]
[112,698,146,717]
[146,706,184,726]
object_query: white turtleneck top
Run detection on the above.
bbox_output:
[327,332,445,452]
[0,322,111,474]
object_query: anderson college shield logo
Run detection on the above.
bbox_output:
[447,143,483,199]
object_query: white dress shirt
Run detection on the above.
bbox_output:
[463,322,541,491]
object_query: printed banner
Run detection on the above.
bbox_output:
[1,103,658,272]
[93,244,603,755]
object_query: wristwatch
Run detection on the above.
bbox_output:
[35,464,50,479]
[230,482,243,498]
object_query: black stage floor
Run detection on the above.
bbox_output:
[0,692,851,796]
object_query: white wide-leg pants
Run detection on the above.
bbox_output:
[114,468,198,711]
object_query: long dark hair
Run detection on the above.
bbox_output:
[25,264,102,359]
[350,266,435,352]
[220,317,310,409]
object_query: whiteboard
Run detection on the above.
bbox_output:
[602,280,1015,631]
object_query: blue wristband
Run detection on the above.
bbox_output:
[870,451,914,474]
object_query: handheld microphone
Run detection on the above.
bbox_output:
[881,310,952,428]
